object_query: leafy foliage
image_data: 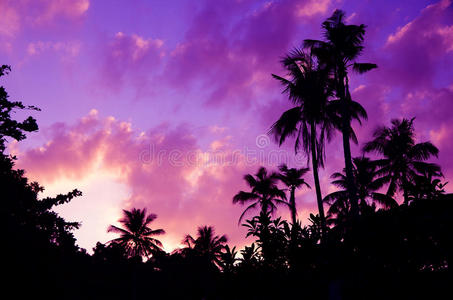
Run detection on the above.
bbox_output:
[0,65,40,151]
[276,163,310,226]
[108,208,165,259]
[233,166,287,223]
[363,118,441,204]
[181,225,228,267]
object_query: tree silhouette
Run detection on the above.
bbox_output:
[305,10,377,216]
[270,48,334,233]
[276,163,310,227]
[407,172,448,202]
[233,166,287,223]
[108,208,165,259]
[1,62,81,251]
[1,64,87,300]
[92,242,128,263]
[236,243,261,278]
[219,245,238,274]
[242,211,289,268]
[363,118,441,204]
[183,225,228,267]
[324,156,397,224]
[0,65,40,151]
[239,243,260,268]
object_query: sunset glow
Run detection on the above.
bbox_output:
[2,0,453,253]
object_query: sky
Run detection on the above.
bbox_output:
[1,0,453,252]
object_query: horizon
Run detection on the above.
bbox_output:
[2,0,453,253]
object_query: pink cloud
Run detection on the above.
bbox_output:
[399,87,453,189]
[15,108,337,250]
[27,40,81,59]
[376,0,453,90]
[296,0,331,17]
[97,32,165,95]
[0,1,20,37]
[17,109,105,183]
[88,0,334,106]
[0,0,89,29]
[0,0,89,53]
[163,0,333,107]
[14,110,270,250]
[33,0,90,23]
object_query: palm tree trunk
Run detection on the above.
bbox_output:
[402,176,410,205]
[290,186,297,226]
[259,209,271,266]
[289,186,298,268]
[342,125,359,215]
[338,71,359,217]
[310,123,327,234]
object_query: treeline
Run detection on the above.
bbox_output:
[2,10,453,300]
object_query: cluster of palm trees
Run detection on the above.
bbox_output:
[106,10,443,271]
[269,9,375,232]
[363,118,441,204]
[232,165,309,230]
[2,9,452,299]
[106,208,229,266]
[257,10,441,232]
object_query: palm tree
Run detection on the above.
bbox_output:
[183,225,228,267]
[233,167,287,223]
[324,156,398,223]
[277,164,310,226]
[270,48,335,233]
[305,10,377,216]
[107,208,165,259]
[363,118,441,204]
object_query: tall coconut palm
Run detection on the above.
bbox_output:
[233,167,287,223]
[277,164,310,226]
[323,156,398,223]
[183,225,228,267]
[270,48,335,233]
[363,118,441,204]
[304,10,377,216]
[107,208,165,259]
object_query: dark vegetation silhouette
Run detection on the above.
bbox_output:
[107,208,165,259]
[363,118,441,205]
[233,166,286,223]
[323,156,398,225]
[304,10,377,216]
[270,48,334,235]
[276,163,310,226]
[2,10,453,300]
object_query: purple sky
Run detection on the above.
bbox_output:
[1,0,453,252]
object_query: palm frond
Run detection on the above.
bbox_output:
[233,191,259,204]
[269,106,302,146]
[371,192,398,209]
[352,63,377,74]
[238,202,259,224]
